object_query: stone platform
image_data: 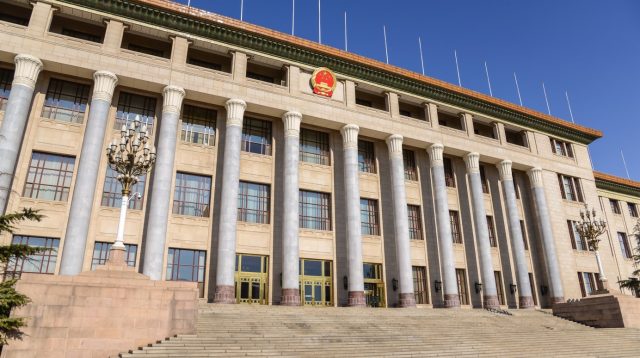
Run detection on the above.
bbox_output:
[553,292,640,328]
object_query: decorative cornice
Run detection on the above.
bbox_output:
[594,171,640,198]
[497,160,513,181]
[225,98,247,127]
[56,0,602,144]
[428,143,444,167]
[340,124,359,150]
[282,111,302,137]
[92,70,118,102]
[162,85,186,115]
[13,54,43,89]
[464,152,480,174]
[527,167,544,188]
[385,134,403,157]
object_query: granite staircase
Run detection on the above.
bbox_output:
[121,303,640,357]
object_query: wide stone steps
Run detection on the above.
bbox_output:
[120,304,640,357]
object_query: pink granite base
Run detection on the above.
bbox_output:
[348,291,366,307]
[553,293,640,328]
[444,294,461,308]
[281,288,301,306]
[398,293,416,308]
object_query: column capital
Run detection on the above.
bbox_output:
[162,85,185,115]
[13,54,43,89]
[527,167,544,188]
[340,124,359,150]
[92,71,118,102]
[428,143,444,167]
[282,111,302,137]
[225,98,247,127]
[464,152,480,174]
[385,134,403,157]
[497,160,513,181]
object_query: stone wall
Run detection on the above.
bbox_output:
[553,293,640,328]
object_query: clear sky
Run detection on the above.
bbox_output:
[179,0,640,180]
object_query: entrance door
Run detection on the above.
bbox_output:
[300,259,332,306]
[235,254,269,304]
[363,263,385,307]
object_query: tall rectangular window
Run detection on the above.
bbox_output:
[628,203,639,218]
[456,268,469,305]
[568,220,588,251]
[91,242,137,270]
[486,216,497,247]
[242,117,272,155]
[577,271,597,297]
[114,92,157,133]
[610,199,622,215]
[550,138,574,158]
[23,152,75,201]
[618,232,632,259]
[299,190,331,230]
[180,105,216,146]
[5,236,59,279]
[520,220,529,250]
[412,266,429,304]
[101,167,146,210]
[403,149,418,181]
[299,128,330,165]
[494,271,505,306]
[450,210,462,244]
[407,205,423,240]
[358,140,376,173]
[443,157,455,187]
[173,173,212,217]
[41,78,90,123]
[360,198,380,236]
[480,165,489,194]
[0,68,12,111]
[558,174,584,202]
[166,248,206,298]
[238,181,270,224]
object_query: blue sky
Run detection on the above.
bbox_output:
[180,0,640,180]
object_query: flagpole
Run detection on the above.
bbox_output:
[383,26,389,64]
[418,37,425,75]
[344,12,348,51]
[454,50,461,86]
[621,150,631,179]
[318,0,322,44]
[542,82,551,115]
[484,61,493,97]
[240,0,244,21]
[513,72,523,106]
[565,91,575,123]
[291,0,295,35]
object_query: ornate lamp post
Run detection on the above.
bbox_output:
[575,204,609,293]
[105,115,156,263]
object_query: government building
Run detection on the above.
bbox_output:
[0,0,639,310]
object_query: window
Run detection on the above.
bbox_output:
[23,152,75,201]
[412,266,429,304]
[480,165,489,194]
[494,271,505,306]
[618,232,632,259]
[520,220,529,250]
[166,248,206,297]
[246,61,286,86]
[629,203,639,218]
[299,128,330,165]
[91,242,137,270]
[558,174,584,202]
[360,198,380,236]
[300,259,333,306]
[5,236,59,279]
[473,121,496,139]
[41,79,90,123]
[101,167,146,210]
[505,128,528,147]
[114,92,157,133]
[550,138,574,158]
[0,68,13,111]
[528,273,538,306]
[173,173,212,217]
[48,14,105,43]
[610,199,622,215]
[487,216,497,247]
[399,101,426,120]
[444,157,455,187]
[438,112,464,130]
[186,48,232,73]
[0,2,31,26]
[355,90,387,111]
[407,205,423,240]
[568,220,589,251]
[238,181,270,224]
[358,140,376,174]
[577,272,598,297]
[456,269,469,305]
[299,190,331,230]
[180,105,216,146]
[121,32,172,59]
[513,174,521,199]
[403,149,418,181]
[242,117,272,155]
[450,210,462,244]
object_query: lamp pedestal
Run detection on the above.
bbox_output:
[107,245,129,268]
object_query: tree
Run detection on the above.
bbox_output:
[618,219,640,297]
[0,208,43,345]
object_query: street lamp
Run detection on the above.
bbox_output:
[575,204,608,293]
[106,115,156,261]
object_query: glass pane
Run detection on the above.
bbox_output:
[314,284,321,301]
[241,255,262,272]
[305,285,312,302]
[304,260,322,276]
[251,282,261,299]
[240,281,249,299]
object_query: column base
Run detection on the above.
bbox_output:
[551,296,565,304]
[106,246,127,267]
[398,293,416,308]
[281,288,301,306]
[483,295,500,309]
[213,285,236,304]
[348,291,366,307]
[443,294,460,308]
[518,296,535,309]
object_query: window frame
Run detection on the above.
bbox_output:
[299,190,332,231]
[299,128,330,166]
[407,204,423,240]
[629,203,639,218]
[40,78,91,124]
[91,242,137,270]
[610,199,622,215]
[357,140,376,174]
[568,220,589,251]
[403,149,418,181]
[180,104,217,146]
[360,198,380,236]
[558,174,584,202]
[101,167,146,210]
[486,216,498,247]
[618,232,632,259]
[114,91,158,134]
[237,181,271,224]
[412,266,429,304]
[23,152,76,202]
[443,157,456,188]
[450,210,462,244]
[550,138,574,158]
[172,172,212,217]
[241,117,272,156]
[5,236,60,279]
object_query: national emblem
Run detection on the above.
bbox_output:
[310,67,337,97]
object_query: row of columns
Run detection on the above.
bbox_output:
[0,53,564,307]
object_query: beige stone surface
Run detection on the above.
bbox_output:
[553,293,640,328]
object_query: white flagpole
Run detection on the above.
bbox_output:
[542,82,551,115]
[513,72,523,106]
[318,0,322,44]
[240,0,244,21]
[344,12,348,51]
[383,26,389,64]
[621,150,631,179]
[187,0,191,7]
[454,50,461,86]
[418,37,425,75]
[565,91,575,123]
[484,61,493,97]
[291,0,295,35]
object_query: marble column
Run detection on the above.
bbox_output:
[385,135,416,307]
[527,167,564,304]
[214,99,247,303]
[281,111,302,306]
[497,160,534,308]
[428,143,460,308]
[0,54,43,215]
[141,85,186,280]
[341,124,365,307]
[464,152,499,309]
[59,71,118,275]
